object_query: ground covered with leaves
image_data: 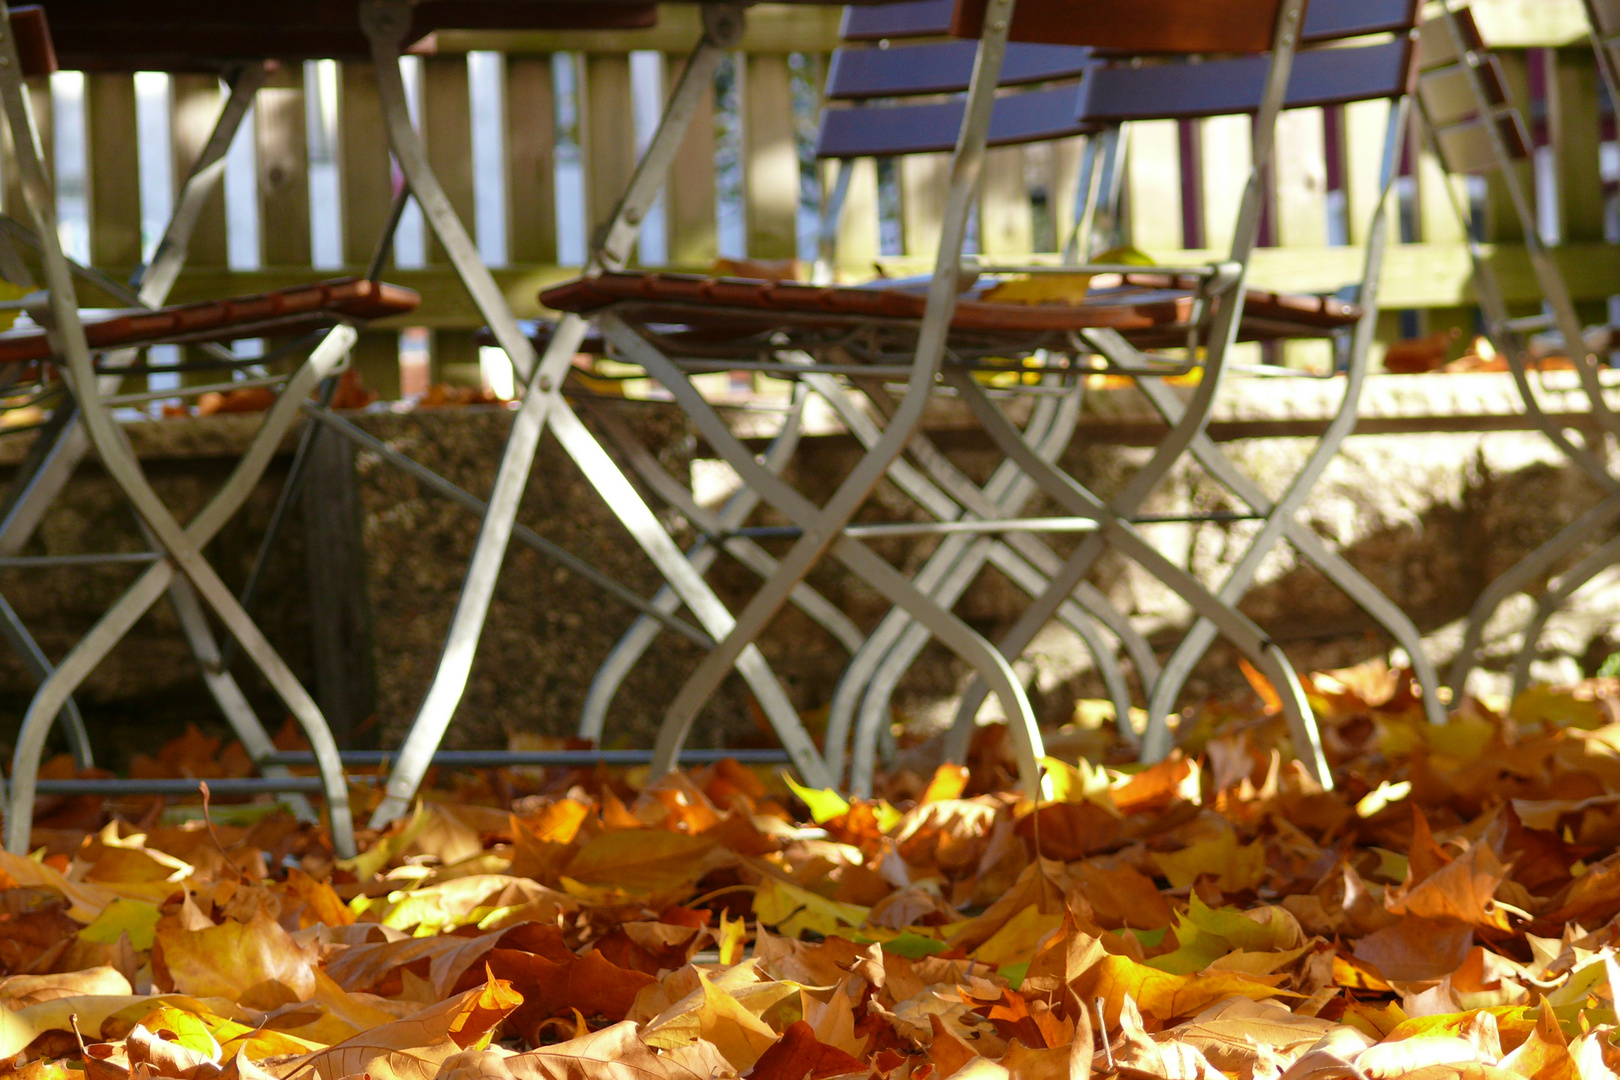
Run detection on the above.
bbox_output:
[8,665,1620,1080]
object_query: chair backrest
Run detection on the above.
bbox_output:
[1415,6,1533,175]
[1071,0,1419,125]
[9,7,58,77]
[1076,38,1417,127]
[951,0,1283,54]
[816,0,1094,160]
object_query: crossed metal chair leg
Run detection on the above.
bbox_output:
[811,375,1156,794]
[363,0,836,824]
[578,388,867,744]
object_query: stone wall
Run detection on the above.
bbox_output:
[0,373,1613,767]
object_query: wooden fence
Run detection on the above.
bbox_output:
[19,0,1620,398]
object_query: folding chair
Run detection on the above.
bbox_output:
[1420,3,1620,698]
[793,2,1164,788]
[944,0,1445,771]
[1585,0,1620,109]
[0,4,425,856]
[541,0,1353,795]
[366,0,954,827]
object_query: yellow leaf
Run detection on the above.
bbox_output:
[971,905,1063,969]
[982,273,1094,306]
[0,850,120,923]
[753,876,869,939]
[280,976,522,1080]
[561,829,720,895]
[695,969,779,1071]
[156,907,318,1011]
[1074,952,1294,1027]
[1152,828,1268,892]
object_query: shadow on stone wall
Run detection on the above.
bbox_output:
[0,405,1611,769]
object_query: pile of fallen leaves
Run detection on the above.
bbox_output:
[10,665,1620,1080]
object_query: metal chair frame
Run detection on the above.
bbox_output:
[1419,2,1620,699]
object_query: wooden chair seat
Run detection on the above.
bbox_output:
[0,278,419,364]
[539,271,1359,352]
[27,0,660,69]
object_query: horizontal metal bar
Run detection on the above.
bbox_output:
[0,551,161,568]
[33,776,329,795]
[1504,313,1554,334]
[731,518,1103,540]
[107,373,286,407]
[978,262,1222,278]
[1131,511,1265,524]
[300,404,717,649]
[262,748,792,767]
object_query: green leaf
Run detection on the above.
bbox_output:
[79,897,163,951]
[881,931,950,960]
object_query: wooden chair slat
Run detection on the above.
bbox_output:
[9,7,57,77]
[840,0,954,42]
[816,83,1092,159]
[951,0,1281,53]
[826,40,1091,100]
[28,0,657,69]
[0,278,420,365]
[1077,38,1415,126]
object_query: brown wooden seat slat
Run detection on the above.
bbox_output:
[0,278,419,365]
[538,271,1360,344]
[27,0,660,70]
[10,8,57,76]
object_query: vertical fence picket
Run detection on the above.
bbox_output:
[743,54,797,261]
[421,56,479,386]
[1550,49,1608,327]
[581,54,636,245]
[666,51,718,267]
[256,78,311,268]
[337,61,400,399]
[1341,97,1402,368]
[1413,122,1475,344]
[833,157,879,276]
[1198,115,1251,256]
[1049,136,1083,256]
[1125,120,1183,252]
[899,153,948,263]
[170,75,229,383]
[1273,109,1332,369]
[83,74,139,392]
[979,147,1031,258]
[505,55,558,267]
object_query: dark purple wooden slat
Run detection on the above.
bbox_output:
[816,83,1093,159]
[1076,38,1415,125]
[839,0,953,42]
[826,40,1091,100]
[1300,0,1423,43]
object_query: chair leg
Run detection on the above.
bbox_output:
[602,310,1049,797]
[362,0,749,825]
[945,368,1331,788]
[805,372,1148,781]
[577,393,815,742]
[161,574,318,823]
[1448,493,1620,696]
[1509,531,1620,696]
[0,323,359,855]
[0,590,91,769]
